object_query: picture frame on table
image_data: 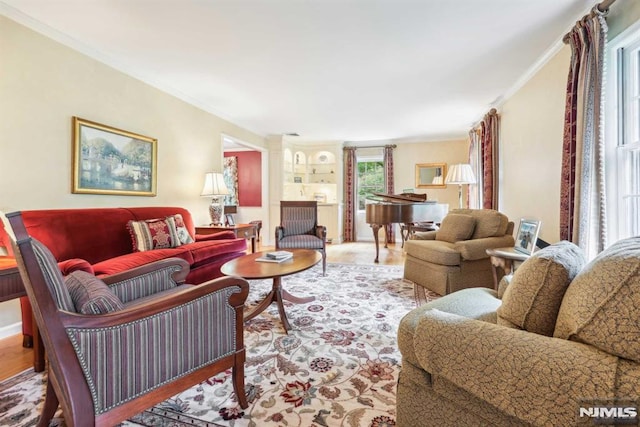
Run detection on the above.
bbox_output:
[72,117,157,196]
[514,218,541,255]
[225,214,235,227]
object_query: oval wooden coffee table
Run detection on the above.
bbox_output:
[221,249,322,333]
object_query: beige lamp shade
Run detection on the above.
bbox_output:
[445,163,476,185]
[200,172,230,197]
[445,164,476,209]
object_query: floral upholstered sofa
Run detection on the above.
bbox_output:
[0,206,247,346]
[397,237,640,426]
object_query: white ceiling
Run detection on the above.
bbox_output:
[1,0,594,143]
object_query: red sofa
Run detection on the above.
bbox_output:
[1,206,247,345]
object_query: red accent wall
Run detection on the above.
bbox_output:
[225,151,262,207]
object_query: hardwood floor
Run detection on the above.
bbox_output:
[0,241,406,382]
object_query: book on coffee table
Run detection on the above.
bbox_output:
[265,251,293,260]
[256,251,293,263]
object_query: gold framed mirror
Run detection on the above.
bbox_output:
[415,163,447,188]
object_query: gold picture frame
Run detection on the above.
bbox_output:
[72,117,157,196]
[415,163,447,188]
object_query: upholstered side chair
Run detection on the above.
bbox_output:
[4,211,249,427]
[275,201,327,275]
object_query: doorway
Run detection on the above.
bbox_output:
[354,150,385,241]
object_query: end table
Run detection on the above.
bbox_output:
[0,256,45,372]
[485,247,530,289]
[196,224,258,253]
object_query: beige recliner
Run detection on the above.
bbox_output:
[397,237,640,427]
[403,209,515,295]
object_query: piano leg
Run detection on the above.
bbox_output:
[371,224,382,263]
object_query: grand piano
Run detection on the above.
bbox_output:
[365,193,448,263]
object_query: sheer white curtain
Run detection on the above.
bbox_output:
[468,128,482,209]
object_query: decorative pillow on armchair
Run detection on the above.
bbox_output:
[65,270,124,314]
[435,214,476,243]
[497,241,586,336]
[127,218,181,251]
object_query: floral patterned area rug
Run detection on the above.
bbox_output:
[0,263,439,427]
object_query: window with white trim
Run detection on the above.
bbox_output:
[607,25,640,241]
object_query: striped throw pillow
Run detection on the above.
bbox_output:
[65,270,124,314]
[127,217,181,251]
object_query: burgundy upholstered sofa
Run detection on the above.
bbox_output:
[1,206,247,345]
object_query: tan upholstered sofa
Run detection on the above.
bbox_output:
[397,237,640,427]
[403,209,515,295]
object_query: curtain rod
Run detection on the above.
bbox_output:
[343,144,397,150]
[562,0,616,44]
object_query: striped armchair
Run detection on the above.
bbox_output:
[275,201,327,275]
[5,211,249,427]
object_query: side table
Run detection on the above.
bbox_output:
[485,247,530,289]
[196,224,258,253]
[0,256,45,372]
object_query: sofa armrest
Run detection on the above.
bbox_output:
[195,230,237,241]
[454,235,516,260]
[100,258,190,303]
[59,258,94,276]
[413,230,437,240]
[412,309,619,426]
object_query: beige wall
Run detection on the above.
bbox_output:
[608,0,640,39]
[0,16,266,332]
[499,47,570,243]
[393,139,469,210]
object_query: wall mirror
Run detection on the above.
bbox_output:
[415,163,447,188]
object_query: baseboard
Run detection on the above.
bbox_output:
[0,322,22,340]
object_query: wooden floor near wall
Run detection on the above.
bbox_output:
[0,241,406,381]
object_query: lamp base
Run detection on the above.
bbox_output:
[208,197,224,225]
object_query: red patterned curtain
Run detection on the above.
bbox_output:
[480,109,499,210]
[384,145,395,243]
[343,147,357,242]
[560,7,608,257]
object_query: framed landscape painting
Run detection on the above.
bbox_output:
[72,117,157,196]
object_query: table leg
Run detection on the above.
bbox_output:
[371,224,382,263]
[489,256,512,290]
[243,277,315,333]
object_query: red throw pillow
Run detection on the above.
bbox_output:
[127,218,180,252]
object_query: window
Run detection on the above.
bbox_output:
[357,160,384,210]
[607,25,640,241]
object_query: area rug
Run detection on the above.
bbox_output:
[0,263,439,427]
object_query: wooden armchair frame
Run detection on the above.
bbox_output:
[6,211,249,427]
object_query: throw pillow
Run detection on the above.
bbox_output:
[171,214,195,244]
[65,270,124,314]
[554,236,640,362]
[497,241,586,336]
[435,214,476,243]
[127,218,181,251]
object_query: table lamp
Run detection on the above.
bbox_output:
[445,163,476,209]
[200,172,230,225]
